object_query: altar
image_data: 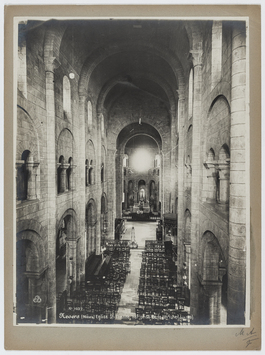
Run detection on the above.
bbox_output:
[132,203,150,214]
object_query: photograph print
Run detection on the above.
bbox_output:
[15,16,249,327]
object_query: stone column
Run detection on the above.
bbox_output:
[15,161,23,200]
[92,225,97,253]
[205,283,222,325]
[59,164,69,193]
[218,161,230,204]
[66,238,79,295]
[78,95,87,282]
[203,161,217,202]
[95,114,102,255]
[45,57,60,323]
[227,22,247,325]
[170,109,177,213]
[88,226,92,254]
[115,152,123,218]
[124,169,127,210]
[177,91,186,284]
[189,50,202,320]
[68,166,73,191]
[26,159,39,200]
[107,148,116,239]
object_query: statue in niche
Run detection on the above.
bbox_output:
[139,188,145,200]
[129,194,134,205]
[138,188,145,211]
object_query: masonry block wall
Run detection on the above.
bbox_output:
[184,21,246,324]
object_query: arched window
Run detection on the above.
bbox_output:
[154,154,161,168]
[203,241,220,281]
[88,160,93,185]
[101,113,104,136]
[219,145,229,161]
[57,155,65,194]
[101,146,106,183]
[212,21,222,89]
[17,150,30,201]
[86,140,95,185]
[101,163,104,183]
[204,148,217,202]
[87,101,92,128]
[85,159,89,186]
[16,149,39,201]
[63,76,71,120]
[217,145,230,204]
[208,148,215,161]
[188,68,194,118]
[66,157,73,191]
[123,155,128,167]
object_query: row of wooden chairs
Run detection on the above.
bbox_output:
[139,276,173,287]
[136,240,189,324]
[138,286,174,297]
[138,295,177,309]
[145,240,164,248]
[57,240,131,323]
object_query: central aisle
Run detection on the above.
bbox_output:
[115,249,142,320]
[115,221,157,321]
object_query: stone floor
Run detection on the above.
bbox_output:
[116,221,157,320]
[115,249,142,320]
[121,220,157,248]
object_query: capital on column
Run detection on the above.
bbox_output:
[176,89,185,101]
[44,56,61,73]
[189,50,203,67]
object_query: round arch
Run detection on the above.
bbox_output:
[16,106,40,162]
[117,123,162,152]
[200,230,226,280]
[96,71,177,115]
[16,229,48,323]
[57,208,78,239]
[16,222,46,272]
[78,41,185,96]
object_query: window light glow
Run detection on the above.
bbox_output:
[131,148,152,172]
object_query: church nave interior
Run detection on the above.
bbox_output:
[15,18,248,326]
